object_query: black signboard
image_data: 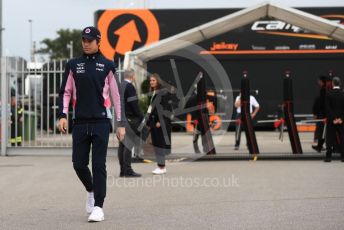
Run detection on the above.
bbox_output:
[95,8,344,60]
[95,8,344,128]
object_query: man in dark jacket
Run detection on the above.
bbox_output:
[312,75,328,152]
[58,26,125,222]
[117,69,142,177]
[324,76,344,162]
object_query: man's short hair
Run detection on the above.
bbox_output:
[319,75,328,83]
[332,76,341,87]
[124,69,135,79]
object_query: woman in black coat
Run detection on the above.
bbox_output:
[148,73,172,175]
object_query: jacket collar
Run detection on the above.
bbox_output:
[83,51,100,60]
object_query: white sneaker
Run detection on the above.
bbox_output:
[86,192,94,214]
[88,206,104,222]
[152,167,167,175]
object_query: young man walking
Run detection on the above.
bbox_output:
[58,26,125,222]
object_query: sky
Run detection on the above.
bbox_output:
[3,0,344,61]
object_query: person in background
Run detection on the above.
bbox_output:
[10,88,23,146]
[191,90,217,154]
[234,93,259,150]
[324,77,344,162]
[117,69,142,177]
[312,75,328,152]
[148,73,172,175]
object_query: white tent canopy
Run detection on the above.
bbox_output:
[123,1,344,87]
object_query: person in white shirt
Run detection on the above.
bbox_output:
[234,93,260,150]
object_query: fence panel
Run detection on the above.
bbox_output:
[1,57,120,151]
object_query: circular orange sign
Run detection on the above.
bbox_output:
[98,10,160,60]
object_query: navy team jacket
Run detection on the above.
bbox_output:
[58,52,124,126]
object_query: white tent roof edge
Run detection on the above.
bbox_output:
[123,1,344,69]
[268,2,344,38]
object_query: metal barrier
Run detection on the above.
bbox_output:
[0,57,119,154]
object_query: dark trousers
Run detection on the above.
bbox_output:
[72,122,110,208]
[150,116,171,167]
[117,119,140,174]
[193,112,216,155]
[151,127,169,167]
[235,114,242,147]
[10,120,22,146]
[118,142,133,174]
[315,121,325,148]
[326,123,344,159]
[193,123,201,153]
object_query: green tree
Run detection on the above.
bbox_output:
[139,78,150,112]
[140,78,150,94]
[36,29,83,60]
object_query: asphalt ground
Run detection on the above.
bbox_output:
[1,132,344,229]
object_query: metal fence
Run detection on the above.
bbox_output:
[0,57,119,154]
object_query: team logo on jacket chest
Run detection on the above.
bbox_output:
[76,63,85,74]
[96,62,105,72]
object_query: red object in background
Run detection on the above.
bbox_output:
[274,118,285,129]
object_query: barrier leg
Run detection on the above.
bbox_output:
[240,72,259,158]
[283,72,303,154]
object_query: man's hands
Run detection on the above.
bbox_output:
[251,107,260,119]
[58,118,67,133]
[58,118,126,141]
[116,127,125,141]
[333,118,343,125]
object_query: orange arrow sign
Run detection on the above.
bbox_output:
[114,20,142,55]
[98,10,160,60]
